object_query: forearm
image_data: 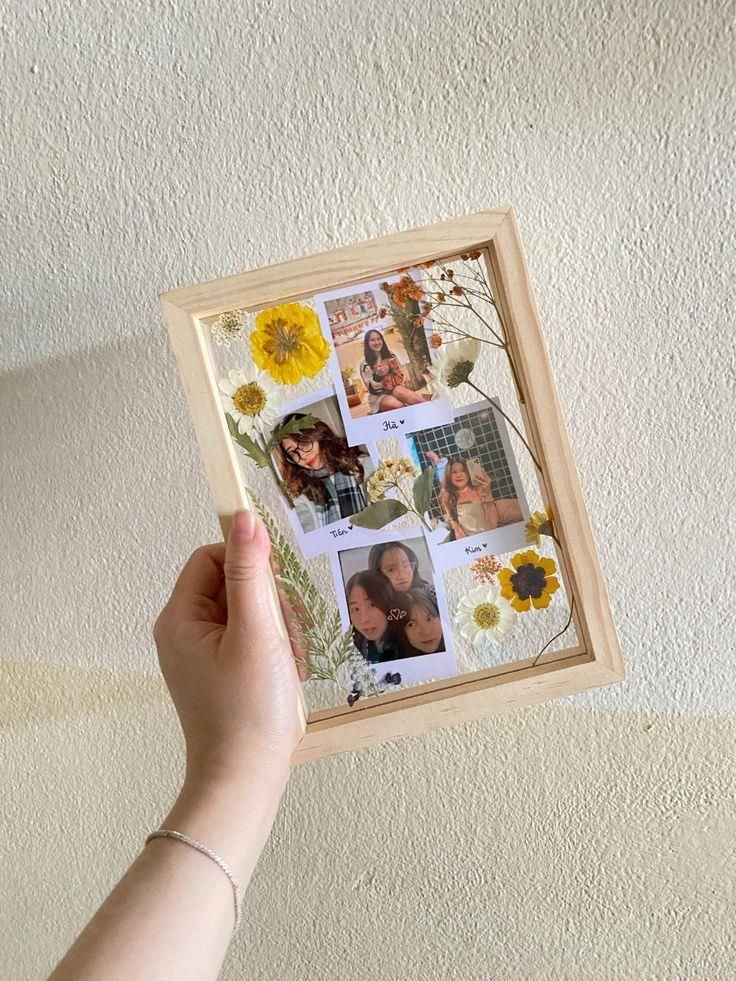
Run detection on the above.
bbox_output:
[49,763,289,981]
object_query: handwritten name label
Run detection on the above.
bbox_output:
[464,545,483,555]
[381,420,400,432]
[330,527,351,539]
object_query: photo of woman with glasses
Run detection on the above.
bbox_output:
[273,408,375,534]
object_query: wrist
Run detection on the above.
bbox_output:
[165,764,289,886]
[183,752,290,801]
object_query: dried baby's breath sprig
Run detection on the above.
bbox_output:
[366,456,418,502]
[353,458,435,532]
[211,310,247,346]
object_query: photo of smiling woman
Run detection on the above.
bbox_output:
[391,589,446,657]
[273,406,374,534]
[360,329,426,414]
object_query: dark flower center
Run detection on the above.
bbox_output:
[511,563,546,600]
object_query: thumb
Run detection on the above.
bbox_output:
[223,509,274,634]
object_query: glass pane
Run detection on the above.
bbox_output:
[204,251,578,716]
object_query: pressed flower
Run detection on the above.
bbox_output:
[219,366,281,436]
[250,303,330,385]
[386,274,424,308]
[430,332,443,349]
[525,507,554,547]
[498,550,560,613]
[337,653,401,706]
[455,584,516,646]
[469,554,503,585]
[210,310,246,346]
[434,335,481,388]
[366,456,418,502]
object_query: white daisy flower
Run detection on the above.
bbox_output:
[218,366,281,436]
[434,335,481,388]
[455,583,516,647]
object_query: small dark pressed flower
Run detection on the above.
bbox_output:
[440,272,446,280]
[460,253,469,260]
[347,689,361,707]
[380,282,389,291]
[451,286,463,297]
[469,250,481,260]
[383,672,401,685]
[446,268,454,279]
[437,292,446,302]
[378,307,387,317]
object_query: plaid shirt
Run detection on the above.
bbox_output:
[293,463,372,532]
[312,471,367,526]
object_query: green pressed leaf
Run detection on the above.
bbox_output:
[412,464,436,519]
[350,499,408,529]
[266,413,319,452]
[226,414,269,468]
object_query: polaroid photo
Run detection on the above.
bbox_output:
[400,399,531,572]
[267,387,386,559]
[331,528,457,686]
[312,273,453,447]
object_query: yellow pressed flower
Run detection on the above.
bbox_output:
[525,506,554,547]
[498,549,560,613]
[250,303,330,385]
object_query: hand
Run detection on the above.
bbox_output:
[425,450,441,467]
[153,511,300,792]
[375,362,389,376]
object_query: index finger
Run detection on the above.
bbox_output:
[168,543,226,607]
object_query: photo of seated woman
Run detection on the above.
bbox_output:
[269,390,378,557]
[314,277,453,446]
[402,400,531,572]
[334,532,457,685]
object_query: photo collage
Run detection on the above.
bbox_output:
[216,269,532,692]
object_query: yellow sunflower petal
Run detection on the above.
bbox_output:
[511,594,531,613]
[511,549,538,569]
[531,591,552,610]
[497,569,514,597]
[545,576,560,594]
[538,556,557,576]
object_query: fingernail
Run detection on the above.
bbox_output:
[231,509,256,542]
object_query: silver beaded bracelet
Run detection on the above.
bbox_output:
[145,828,242,930]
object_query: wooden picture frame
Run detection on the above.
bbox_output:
[159,208,625,763]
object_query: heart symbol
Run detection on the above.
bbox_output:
[482,543,488,549]
[399,419,405,424]
[348,524,353,530]
[388,608,407,621]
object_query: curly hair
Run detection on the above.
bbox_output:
[274,415,365,504]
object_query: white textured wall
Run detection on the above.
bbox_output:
[2,1,734,978]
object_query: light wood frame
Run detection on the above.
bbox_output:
[160,208,625,763]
